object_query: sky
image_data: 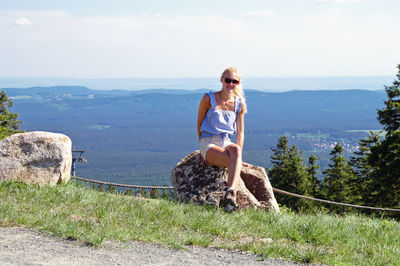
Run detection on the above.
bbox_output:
[0,0,399,78]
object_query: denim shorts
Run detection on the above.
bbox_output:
[200,135,233,162]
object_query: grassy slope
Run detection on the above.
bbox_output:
[0,181,399,265]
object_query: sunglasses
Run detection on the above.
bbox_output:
[224,78,240,85]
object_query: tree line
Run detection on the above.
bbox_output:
[268,65,400,214]
[0,90,22,140]
[1,65,399,214]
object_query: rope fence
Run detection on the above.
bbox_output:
[72,176,400,213]
[72,176,173,190]
[272,188,400,213]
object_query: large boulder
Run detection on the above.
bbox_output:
[0,131,72,186]
[171,151,279,212]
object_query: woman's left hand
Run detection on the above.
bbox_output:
[242,162,253,167]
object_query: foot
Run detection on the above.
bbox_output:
[221,189,237,212]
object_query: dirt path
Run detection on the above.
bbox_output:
[0,227,301,266]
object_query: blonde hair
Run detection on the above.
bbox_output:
[221,66,246,107]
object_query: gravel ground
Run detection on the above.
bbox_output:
[0,227,302,266]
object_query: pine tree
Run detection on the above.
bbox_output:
[377,65,400,134]
[0,90,23,140]
[367,64,400,207]
[269,135,290,187]
[322,143,361,207]
[306,154,321,197]
[268,136,313,210]
[349,133,379,205]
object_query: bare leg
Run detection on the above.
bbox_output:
[205,144,242,191]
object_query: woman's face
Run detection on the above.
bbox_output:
[221,72,240,92]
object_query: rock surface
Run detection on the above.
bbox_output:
[0,131,72,186]
[171,151,279,212]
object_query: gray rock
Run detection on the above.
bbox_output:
[171,151,279,212]
[0,131,72,186]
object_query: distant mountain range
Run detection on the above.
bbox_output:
[2,85,387,185]
[0,76,392,92]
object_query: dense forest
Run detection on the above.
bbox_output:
[1,84,386,187]
[2,65,400,212]
[268,65,400,212]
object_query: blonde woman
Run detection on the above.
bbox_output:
[197,67,248,211]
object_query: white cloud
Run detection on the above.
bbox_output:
[0,11,258,77]
[13,17,32,26]
[0,8,398,78]
[315,0,361,3]
[242,10,275,18]
[303,13,339,24]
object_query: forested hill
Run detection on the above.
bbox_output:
[3,86,386,185]
[4,85,385,129]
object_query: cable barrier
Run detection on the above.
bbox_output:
[72,176,400,213]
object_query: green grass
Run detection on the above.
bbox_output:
[1,181,399,265]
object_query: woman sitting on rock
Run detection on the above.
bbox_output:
[197,66,248,211]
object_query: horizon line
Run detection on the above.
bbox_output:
[0,75,394,80]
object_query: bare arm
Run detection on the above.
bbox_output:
[197,94,211,141]
[236,101,246,150]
